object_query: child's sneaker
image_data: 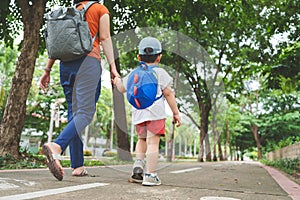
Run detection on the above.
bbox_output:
[130,159,145,183]
[142,172,161,186]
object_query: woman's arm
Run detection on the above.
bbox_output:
[99,14,120,79]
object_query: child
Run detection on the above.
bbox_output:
[114,36,181,186]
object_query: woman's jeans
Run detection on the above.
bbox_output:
[55,56,102,169]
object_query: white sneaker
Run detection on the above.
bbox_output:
[142,173,161,186]
[130,159,145,183]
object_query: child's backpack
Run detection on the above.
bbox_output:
[126,62,162,109]
[44,1,98,62]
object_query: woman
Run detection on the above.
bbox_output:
[40,0,120,181]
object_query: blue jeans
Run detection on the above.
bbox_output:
[55,56,102,169]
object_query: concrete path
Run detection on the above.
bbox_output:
[0,161,299,200]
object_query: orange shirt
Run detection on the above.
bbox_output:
[77,1,109,60]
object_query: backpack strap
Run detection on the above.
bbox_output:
[138,61,159,70]
[149,65,163,101]
[138,61,148,70]
[80,1,98,18]
[76,1,99,40]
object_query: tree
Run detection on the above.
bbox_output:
[0,44,17,118]
[264,42,300,92]
[259,92,300,152]
[0,0,133,161]
[0,0,47,157]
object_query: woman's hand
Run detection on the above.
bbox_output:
[40,71,50,91]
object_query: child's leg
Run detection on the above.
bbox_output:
[130,137,147,182]
[135,138,146,160]
[145,131,160,173]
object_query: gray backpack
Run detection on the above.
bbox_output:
[44,2,98,62]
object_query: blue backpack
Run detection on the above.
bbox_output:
[126,62,162,109]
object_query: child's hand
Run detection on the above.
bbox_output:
[113,77,126,93]
[112,77,120,86]
[173,114,181,127]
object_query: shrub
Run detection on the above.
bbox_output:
[0,153,47,169]
[104,151,117,157]
[262,158,300,175]
[83,150,92,156]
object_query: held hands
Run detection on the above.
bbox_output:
[113,76,126,93]
[112,76,119,86]
[111,68,120,79]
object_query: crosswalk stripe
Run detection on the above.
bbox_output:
[170,167,202,174]
[0,182,109,200]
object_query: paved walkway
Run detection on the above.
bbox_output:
[0,161,299,200]
[262,165,300,200]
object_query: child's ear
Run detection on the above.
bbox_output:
[157,54,162,62]
[137,55,141,61]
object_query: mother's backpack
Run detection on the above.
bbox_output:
[44,1,98,62]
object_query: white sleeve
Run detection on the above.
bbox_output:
[155,68,173,90]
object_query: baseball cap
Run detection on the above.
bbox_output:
[138,37,162,55]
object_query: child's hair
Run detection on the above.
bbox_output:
[140,54,160,63]
[139,48,161,63]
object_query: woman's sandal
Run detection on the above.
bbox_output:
[42,144,64,181]
[72,169,88,177]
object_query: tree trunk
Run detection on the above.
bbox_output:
[198,102,210,162]
[251,123,262,159]
[112,87,132,161]
[111,44,132,161]
[167,41,181,162]
[205,135,211,161]
[0,0,47,158]
[213,141,217,161]
[217,136,224,161]
[167,123,175,162]
[198,129,205,162]
[224,117,229,160]
[211,116,217,161]
[108,111,114,150]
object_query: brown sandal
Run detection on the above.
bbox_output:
[42,144,64,181]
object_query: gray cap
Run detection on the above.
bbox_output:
[138,37,162,55]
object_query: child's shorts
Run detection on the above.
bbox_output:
[135,119,165,138]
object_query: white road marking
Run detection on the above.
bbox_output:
[0,182,109,200]
[0,181,19,189]
[0,178,36,189]
[200,197,241,200]
[170,167,202,174]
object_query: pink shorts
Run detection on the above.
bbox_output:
[135,119,165,138]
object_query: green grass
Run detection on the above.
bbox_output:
[0,152,132,170]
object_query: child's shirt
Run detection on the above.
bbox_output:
[122,66,173,125]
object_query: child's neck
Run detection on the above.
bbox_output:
[145,62,159,66]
